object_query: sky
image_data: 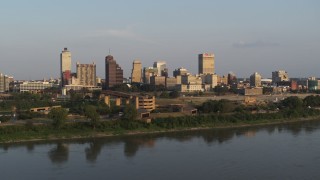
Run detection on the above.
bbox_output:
[0,0,319,80]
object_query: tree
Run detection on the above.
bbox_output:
[122,104,137,121]
[48,107,68,129]
[84,105,100,129]
[169,90,180,98]
[281,96,303,110]
[160,91,169,98]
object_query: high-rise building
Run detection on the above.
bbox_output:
[60,48,72,87]
[143,67,157,84]
[198,53,214,75]
[250,72,262,87]
[76,62,97,86]
[153,61,168,77]
[105,55,123,89]
[0,72,10,93]
[272,70,289,84]
[173,67,188,77]
[227,72,237,85]
[131,60,142,83]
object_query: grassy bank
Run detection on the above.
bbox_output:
[1,108,320,143]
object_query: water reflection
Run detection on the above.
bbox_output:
[48,143,69,164]
[85,140,103,162]
[1,119,320,163]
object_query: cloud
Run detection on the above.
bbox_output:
[88,27,156,44]
[232,40,279,48]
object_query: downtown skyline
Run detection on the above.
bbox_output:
[0,0,319,80]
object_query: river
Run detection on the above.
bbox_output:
[1,120,320,180]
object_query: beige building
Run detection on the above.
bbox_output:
[198,53,215,74]
[173,67,188,77]
[131,60,142,83]
[76,62,97,86]
[60,48,72,86]
[143,67,157,84]
[150,76,166,86]
[239,88,263,96]
[0,73,10,93]
[136,96,156,111]
[178,84,203,92]
[166,77,177,90]
[153,61,167,77]
[181,75,202,85]
[272,70,289,83]
[218,75,228,85]
[201,74,218,89]
[250,72,262,87]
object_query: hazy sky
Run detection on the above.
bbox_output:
[0,0,319,80]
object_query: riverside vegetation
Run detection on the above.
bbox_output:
[1,93,320,143]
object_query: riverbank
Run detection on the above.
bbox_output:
[1,114,320,144]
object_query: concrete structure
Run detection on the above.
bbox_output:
[76,62,97,86]
[181,75,202,85]
[153,61,168,77]
[131,60,142,83]
[0,73,10,93]
[239,88,263,96]
[201,74,218,89]
[198,53,214,74]
[16,81,56,93]
[217,75,228,85]
[105,55,123,89]
[60,48,72,87]
[173,67,188,77]
[272,70,289,84]
[150,76,166,86]
[136,96,156,111]
[166,77,177,90]
[308,79,320,91]
[178,84,203,92]
[102,91,156,111]
[250,72,262,87]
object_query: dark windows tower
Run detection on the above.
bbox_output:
[105,55,123,89]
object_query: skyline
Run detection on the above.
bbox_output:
[0,0,319,80]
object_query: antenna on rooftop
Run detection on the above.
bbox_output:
[109,48,111,55]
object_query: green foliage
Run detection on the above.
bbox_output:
[169,90,180,98]
[200,99,235,113]
[111,84,130,92]
[122,104,137,121]
[159,91,170,98]
[48,108,68,129]
[303,95,320,107]
[84,105,100,129]
[214,85,228,95]
[281,96,303,110]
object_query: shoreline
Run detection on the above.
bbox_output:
[1,115,320,144]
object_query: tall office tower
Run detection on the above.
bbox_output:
[250,72,262,87]
[60,48,72,87]
[143,67,157,84]
[105,55,123,89]
[131,60,142,83]
[198,53,214,75]
[76,62,97,86]
[272,70,289,84]
[153,61,168,77]
[0,72,10,93]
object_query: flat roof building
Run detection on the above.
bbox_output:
[198,53,214,75]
